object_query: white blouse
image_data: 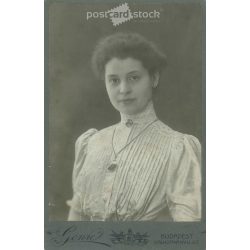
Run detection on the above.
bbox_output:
[68,102,201,221]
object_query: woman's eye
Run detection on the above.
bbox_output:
[109,78,120,85]
[128,75,140,82]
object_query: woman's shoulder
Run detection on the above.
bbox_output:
[75,128,98,148]
[155,120,201,149]
[172,131,201,154]
[76,124,118,146]
[96,124,117,136]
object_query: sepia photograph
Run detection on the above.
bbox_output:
[45,0,205,249]
[67,32,202,222]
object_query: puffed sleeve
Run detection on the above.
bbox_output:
[166,134,202,222]
[72,128,98,192]
[67,128,97,220]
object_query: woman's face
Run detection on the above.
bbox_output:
[105,57,157,115]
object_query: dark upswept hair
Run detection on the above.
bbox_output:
[91,32,167,79]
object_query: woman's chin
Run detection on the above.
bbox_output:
[119,108,141,116]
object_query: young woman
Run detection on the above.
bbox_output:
[67,32,201,221]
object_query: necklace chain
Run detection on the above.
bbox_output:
[111,118,158,160]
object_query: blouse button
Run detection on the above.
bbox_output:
[126,119,133,127]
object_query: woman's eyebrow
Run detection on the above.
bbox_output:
[127,70,140,75]
[107,71,140,78]
[107,74,119,78]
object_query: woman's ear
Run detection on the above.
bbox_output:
[151,72,160,88]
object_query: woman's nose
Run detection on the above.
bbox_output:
[119,80,131,94]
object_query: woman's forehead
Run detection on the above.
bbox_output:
[105,57,146,76]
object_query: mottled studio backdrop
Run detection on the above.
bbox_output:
[48,2,203,220]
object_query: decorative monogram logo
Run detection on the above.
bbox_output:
[110,228,149,245]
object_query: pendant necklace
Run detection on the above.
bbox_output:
[108,118,158,171]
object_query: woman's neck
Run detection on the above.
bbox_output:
[120,101,157,125]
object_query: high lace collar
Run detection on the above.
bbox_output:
[120,101,157,126]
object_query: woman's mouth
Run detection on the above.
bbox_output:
[118,98,136,104]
